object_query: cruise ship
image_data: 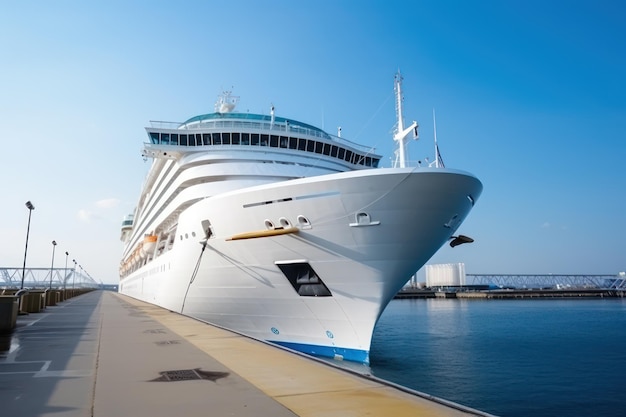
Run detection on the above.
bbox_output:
[118,72,482,363]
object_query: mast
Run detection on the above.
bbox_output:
[393,71,418,168]
[432,109,445,169]
[433,109,439,168]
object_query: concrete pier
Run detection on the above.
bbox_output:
[0,290,494,417]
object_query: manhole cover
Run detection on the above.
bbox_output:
[150,368,229,382]
[144,329,167,334]
[155,340,180,346]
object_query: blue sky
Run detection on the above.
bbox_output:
[1,1,624,284]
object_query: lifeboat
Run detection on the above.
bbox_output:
[142,235,158,257]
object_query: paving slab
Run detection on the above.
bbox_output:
[0,290,494,417]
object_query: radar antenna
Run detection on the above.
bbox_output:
[215,89,239,113]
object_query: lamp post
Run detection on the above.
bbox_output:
[20,201,35,289]
[72,259,77,289]
[64,251,69,290]
[49,240,57,290]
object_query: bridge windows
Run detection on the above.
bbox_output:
[147,131,380,168]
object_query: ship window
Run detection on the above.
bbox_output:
[180,134,188,146]
[338,147,345,159]
[289,137,298,149]
[260,134,269,146]
[314,141,323,154]
[365,156,372,167]
[298,138,306,151]
[241,133,250,145]
[306,140,315,152]
[203,133,211,145]
[161,133,170,144]
[355,154,364,165]
[251,133,259,146]
[373,158,380,168]
[280,136,288,148]
[150,132,159,144]
[323,143,331,156]
[171,134,179,145]
[195,133,202,146]
[345,150,353,162]
[232,132,240,145]
[270,135,279,147]
[277,263,332,297]
[331,145,338,157]
[222,132,231,145]
[213,133,222,145]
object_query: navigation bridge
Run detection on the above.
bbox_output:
[0,267,99,289]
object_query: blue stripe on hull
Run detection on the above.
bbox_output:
[270,340,370,364]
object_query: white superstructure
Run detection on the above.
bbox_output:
[118,72,483,363]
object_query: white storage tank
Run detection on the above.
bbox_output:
[426,263,466,287]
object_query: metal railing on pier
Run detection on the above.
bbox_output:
[466,274,621,289]
[0,267,99,289]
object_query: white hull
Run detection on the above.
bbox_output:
[120,167,481,362]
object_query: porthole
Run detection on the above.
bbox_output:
[191,231,196,237]
[264,219,275,230]
[185,233,188,239]
[279,217,291,228]
[297,215,311,229]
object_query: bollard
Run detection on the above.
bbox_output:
[23,290,47,313]
[0,296,19,333]
[46,290,57,307]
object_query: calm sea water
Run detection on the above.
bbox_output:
[368,298,626,417]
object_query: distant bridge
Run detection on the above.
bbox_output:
[465,274,625,290]
[0,267,99,289]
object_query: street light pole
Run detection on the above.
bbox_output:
[72,259,77,289]
[64,251,69,290]
[49,240,57,290]
[20,201,35,289]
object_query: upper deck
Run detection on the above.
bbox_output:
[145,111,381,169]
